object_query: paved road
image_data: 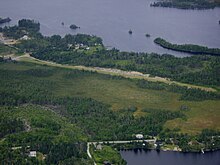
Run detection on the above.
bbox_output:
[87,143,97,165]
[88,139,156,145]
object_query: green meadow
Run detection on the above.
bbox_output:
[0,61,219,134]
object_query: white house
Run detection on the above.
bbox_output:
[20,35,30,40]
[29,151,37,157]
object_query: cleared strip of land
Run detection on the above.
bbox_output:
[14,53,216,92]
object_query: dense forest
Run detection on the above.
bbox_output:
[0,19,41,39]
[0,61,185,140]
[0,59,219,163]
[1,19,220,164]
[0,105,90,165]
[0,61,184,164]
[150,0,220,9]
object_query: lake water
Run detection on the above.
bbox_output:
[120,150,220,165]
[0,0,220,57]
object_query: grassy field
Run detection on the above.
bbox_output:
[165,100,220,134]
[0,44,17,55]
[17,54,216,92]
[54,73,184,113]
[0,61,219,134]
[46,68,220,134]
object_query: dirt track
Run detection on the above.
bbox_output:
[14,53,216,92]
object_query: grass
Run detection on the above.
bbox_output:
[53,73,182,112]
[164,100,220,134]
[161,144,179,151]
[0,44,17,55]
[0,61,220,134]
[18,54,216,92]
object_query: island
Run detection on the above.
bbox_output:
[150,0,220,10]
[70,24,80,30]
[0,17,11,24]
[128,30,132,34]
[145,34,151,37]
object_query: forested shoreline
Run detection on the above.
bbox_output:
[154,38,220,56]
[150,0,220,10]
[1,19,219,87]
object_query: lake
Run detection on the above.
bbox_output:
[0,0,220,57]
[120,149,220,165]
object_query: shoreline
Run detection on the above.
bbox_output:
[87,140,220,154]
[119,147,220,154]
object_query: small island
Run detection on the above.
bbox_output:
[0,17,11,24]
[128,30,132,34]
[145,34,151,37]
[70,24,80,30]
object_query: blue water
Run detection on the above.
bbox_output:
[120,149,220,165]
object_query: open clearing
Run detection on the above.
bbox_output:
[0,61,219,134]
[14,53,216,92]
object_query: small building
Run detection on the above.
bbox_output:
[29,151,37,157]
[75,44,80,50]
[96,144,102,150]
[20,35,30,40]
[135,134,144,139]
